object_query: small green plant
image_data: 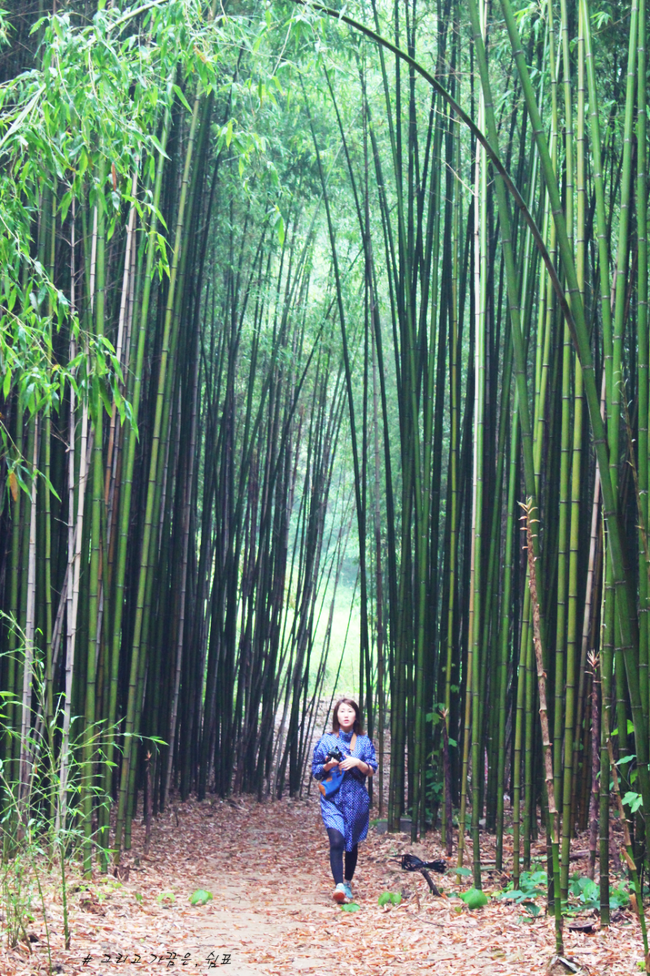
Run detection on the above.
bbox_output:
[569,875,598,910]
[0,852,36,948]
[189,889,213,905]
[608,885,630,910]
[157,891,176,906]
[378,890,402,907]
[500,869,547,900]
[569,874,630,911]
[134,892,143,903]
[460,888,489,910]
[102,879,123,891]
[339,902,360,912]
[425,767,444,808]
[499,870,546,916]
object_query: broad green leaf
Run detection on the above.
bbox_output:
[189,889,213,905]
[623,791,643,813]
[460,888,488,910]
[378,890,402,906]
[521,901,541,916]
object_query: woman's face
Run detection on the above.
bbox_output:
[337,703,356,731]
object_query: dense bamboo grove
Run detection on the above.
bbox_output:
[0,0,649,941]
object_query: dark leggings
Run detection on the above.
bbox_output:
[327,827,358,885]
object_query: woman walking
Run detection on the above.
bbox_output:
[312,698,378,902]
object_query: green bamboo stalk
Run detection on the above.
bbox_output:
[15,415,35,777]
[443,102,461,853]
[105,106,173,835]
[469,1,488,878]
[581,0,617,909]
[553,0,575,897]
[19,415,39,802]
[523,584,534,871]
[44,187,56,765]
[599,537,614,925]
[561,2,587,899]
[83,159,106,877]
[5,397,24,783]
[114,80,206,860]
[637,0,649,716]
[496,400,518,871]
[554,317,571,815]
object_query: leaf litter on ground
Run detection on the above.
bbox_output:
[0,794,644,975]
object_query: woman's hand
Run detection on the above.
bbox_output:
[323,759,340,772]
[339,756,365,772]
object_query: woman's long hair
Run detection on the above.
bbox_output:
[331,697,364,735]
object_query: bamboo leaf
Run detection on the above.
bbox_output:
[172,84,192,114]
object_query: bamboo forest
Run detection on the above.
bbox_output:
[1,0,649,971]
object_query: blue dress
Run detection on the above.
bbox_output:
[312,728,378,851]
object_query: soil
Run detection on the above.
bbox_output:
[0,793,645,976]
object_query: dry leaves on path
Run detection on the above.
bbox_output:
[1,795,645,976]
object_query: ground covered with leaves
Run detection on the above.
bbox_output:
[0,795,645,976]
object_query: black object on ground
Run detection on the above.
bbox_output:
[390,854,447,896]
[393,853,447,873]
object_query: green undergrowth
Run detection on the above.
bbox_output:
[498,869,631,919]
[0,633,154,969]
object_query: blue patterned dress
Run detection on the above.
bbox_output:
[312,729,378,851]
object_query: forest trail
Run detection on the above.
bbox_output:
[2,796,641,976]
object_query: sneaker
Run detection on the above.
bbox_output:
[343,881,353,900]
[333,883,347,903]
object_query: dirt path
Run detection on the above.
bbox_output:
[1,796,643,976]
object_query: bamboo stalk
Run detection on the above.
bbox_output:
[19,416,39,805]
[522,499,563,954]
[114,84,205,857]
[84,158,107,876]
[637,0,649,716]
